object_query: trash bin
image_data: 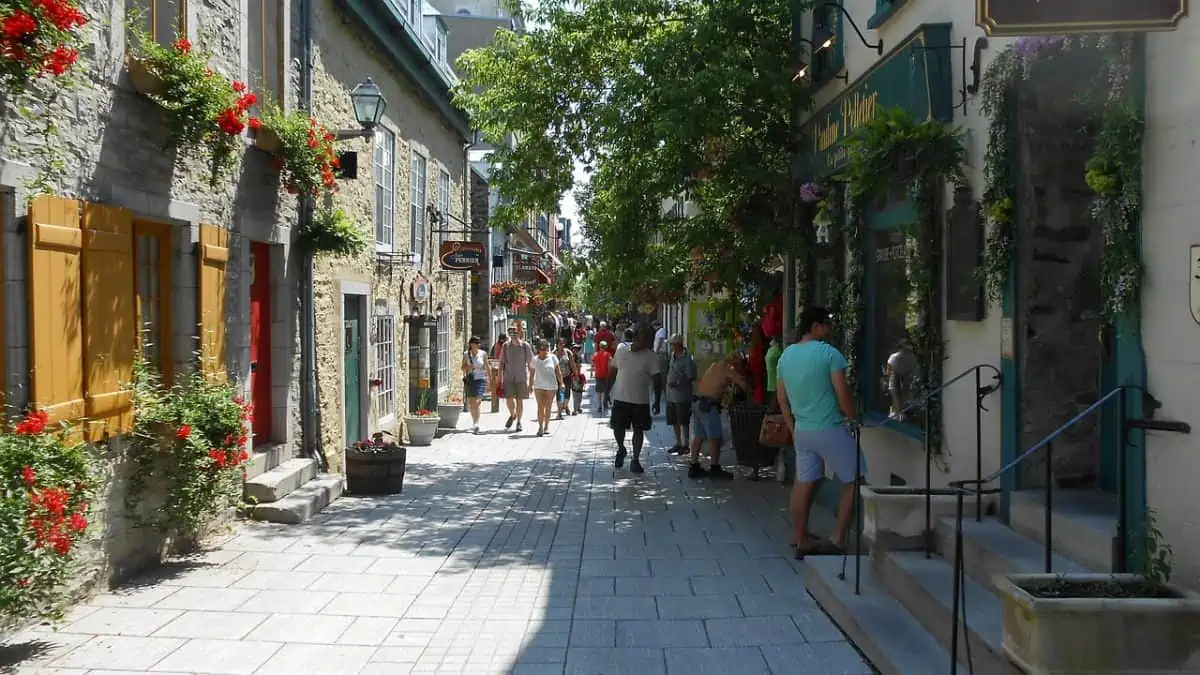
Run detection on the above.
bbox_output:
[728,402,778,480]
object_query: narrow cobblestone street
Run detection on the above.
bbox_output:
[4,391,873,675]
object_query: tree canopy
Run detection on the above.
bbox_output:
[453,0,815,304]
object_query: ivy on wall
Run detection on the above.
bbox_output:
[978,35,1143,318]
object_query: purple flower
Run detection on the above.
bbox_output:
[800,182,823,204]
[1013,35,1066,60]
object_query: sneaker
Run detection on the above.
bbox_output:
[516,423,523,433]
[615,448,627,468]
[537,427,544,437]
[709,465,734,480]
[505,416,515,429]
[472,425,480,435]
[688,463,708,479]
[630,459,644,474]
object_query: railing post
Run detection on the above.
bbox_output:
[950,490,964,674]
[1044,440,1054,574]
[854,427,863,596]
[975,367,983,522]
[925,398,933,558]
[1116,386,1128,574]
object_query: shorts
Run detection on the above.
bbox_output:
[611,400,652,432]
[467,376,487,398]
[692,401,723,440]
[793,426,866,483]
[594,377,610,394]
[503,379,529,399]
[665,401,691,427]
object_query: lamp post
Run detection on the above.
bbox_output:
[332,77,388,140]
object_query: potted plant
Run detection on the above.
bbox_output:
[296,206,369,257]
[345,432,407,495]
[255,105,340,196]
[996,512,1200,674]
[0,0,88,93]
[125,32,258,182]
[404,390,440,446]
[438,393,463,429]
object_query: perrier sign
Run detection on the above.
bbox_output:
[977,0,1187,36]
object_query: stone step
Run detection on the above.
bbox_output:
[1008,488,1118,573]
[874,551,1019,675]
[244,443,291,482]
[243,458,317,504]
[800,555,953,675]
[934,516,1092,596]
[246,475,345,524]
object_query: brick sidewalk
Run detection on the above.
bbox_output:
[2,388,872,675]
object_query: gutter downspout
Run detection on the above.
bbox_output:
[297,0,325,471]
[461,140,472,412]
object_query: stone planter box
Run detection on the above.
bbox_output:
[127,55,165,96]
[861,486,991,550]
[253,127,284,155]
[405,416,439,446]
[437,404,462,429]
[996,573,1200,674]
[346,444,407,495]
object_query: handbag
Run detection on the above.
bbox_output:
[759,413,791,448]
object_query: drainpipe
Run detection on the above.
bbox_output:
[461,141,472,412]
[297,0,326,471]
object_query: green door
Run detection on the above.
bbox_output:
[344,302,363,445]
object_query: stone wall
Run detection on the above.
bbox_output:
[0,0,301,607]
[308,0,471,468]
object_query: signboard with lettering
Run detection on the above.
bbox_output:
[801,24,955,176]
[977,0,1187,36]
[513,251,543,282]
[439,240,486,272]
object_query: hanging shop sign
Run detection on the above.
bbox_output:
[1190,244,1200,326]
[976,0,1187,36]
[800,24,955,176]
[513,251,543,282]
[410,274,431,307]
[438,240,486,271]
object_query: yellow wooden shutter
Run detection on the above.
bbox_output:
[197,224,229,379]
[82,203,136,441]
[28,196,85,425]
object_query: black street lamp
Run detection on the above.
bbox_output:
[333,77,388,140]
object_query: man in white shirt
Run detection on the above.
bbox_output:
[609,325,660,474]
[651,320,667,416]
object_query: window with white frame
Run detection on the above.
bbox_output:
[411,152,428,265]
[436,307,451,398]
[374,310,396,423]
[435,24,448,65]
[374,128,395,250]
[437,168,451,249]
[409,0,420,24]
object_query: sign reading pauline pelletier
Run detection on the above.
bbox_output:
[977,0,1187,36]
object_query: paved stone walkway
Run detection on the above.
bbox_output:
[3,388,873,675]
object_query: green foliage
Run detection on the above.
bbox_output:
[257,105,340,197]
[455,0,811,296]
[1139,508,1174,586]
[838,108,967,199]
[128,361,252,537]
[297,207,369,257]
[0,0,88,92]
[0,411,95,626]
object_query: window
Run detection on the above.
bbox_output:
[126,0,185,47]
[436,308,450,398]
[865,202,922,426]
[409,0,420,24]
[374,128,396,250]
[374,312,396,423]
[247,0,285,107]
[134,221,174,384]
[411,152,428,264]
[435,24,448,65]
[868,0,903,29]
[437,168,451,249]
[811,0,845,83]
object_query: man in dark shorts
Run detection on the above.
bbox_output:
[609,325,660,474]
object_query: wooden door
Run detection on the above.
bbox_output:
[249,243,272,444]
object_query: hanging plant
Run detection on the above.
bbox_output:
[127,31,257,183]
[256,105,340,197]
[0,0,88,92]
[799,181,823,204]
[489,280,530,310]
[296,206,369,257]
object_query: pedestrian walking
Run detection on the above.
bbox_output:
[776,306,864,559]
[651,320,668,415]
[582,326,596,364]
[664,334,696,455]
[462,336,493,434]
[595,321,616,355]
[593,341,613,413]
[570,344,586,414]
[531,339,562,437]
[609,325,659,474]
[499,321,534,434]
[688,351,751,479]
[554,338,574,419]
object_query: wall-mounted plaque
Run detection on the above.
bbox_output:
[977,0,1188,36]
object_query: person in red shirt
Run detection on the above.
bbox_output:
[594,321,616,355]
[592,341,613,413]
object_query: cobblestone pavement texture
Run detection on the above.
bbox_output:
[2,384,873,675]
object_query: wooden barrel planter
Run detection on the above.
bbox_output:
[345,444,407,495]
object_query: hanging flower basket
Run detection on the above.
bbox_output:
[253,126,284,155]
[256,105,340,196]
[126,55,165,96]
[0,0,88,93]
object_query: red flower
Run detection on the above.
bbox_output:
[2,11,38,39]
[68,512,87,532]
[51,534,71,555]
[248,116,262,131]
[237,92,257,109]
[20,466,36,487]
[15,578,29,588]
[15,410,49,435]
[217,108,245,135]
[173,37,191,53]
[42,46,78,76]
[208,449,227,467]
[232,80,246,92]
[33,0,87,30]
[175,424,191,440]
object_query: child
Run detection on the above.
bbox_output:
[571,345,586,414]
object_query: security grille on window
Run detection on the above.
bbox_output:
[374,313,396,422]
[436,308,450,398]
[126,0,185,47]
[247,0,284,107]
[437,169,451,249]
[375,128,395,250]
[411,153,428,265]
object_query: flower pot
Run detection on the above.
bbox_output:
[404,416,439,446]
[996,573,1200,674]
[127,55,165,96]
[345,444,407,495]
[860,486,993,551]
[254,126,283,155]
[437,404,462,429]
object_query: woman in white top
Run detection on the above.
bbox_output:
[461,336,493,434]
[531,339,563,437]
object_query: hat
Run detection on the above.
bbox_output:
[599,341,608,347]
[669,333,683,344]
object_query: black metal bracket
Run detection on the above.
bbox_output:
[976,372,1002,413]
[814,3,883,55]
[834,70,849,83]
[916,36,989,114]
[1126,419,1192,434]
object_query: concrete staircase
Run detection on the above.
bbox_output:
[242,444,345,524]
[802,488,1116,675]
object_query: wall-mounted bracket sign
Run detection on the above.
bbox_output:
[410,274,431,307]
[976,0,1188,36]
[439,240,486,272]
[1190,244,1200,326]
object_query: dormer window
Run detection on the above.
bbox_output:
[435,24,448,64]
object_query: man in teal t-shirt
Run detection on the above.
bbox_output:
[776,306,864,559]
[764,337,783,407]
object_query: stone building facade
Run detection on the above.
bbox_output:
[0,0,300,596]
[307,0,472,467]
